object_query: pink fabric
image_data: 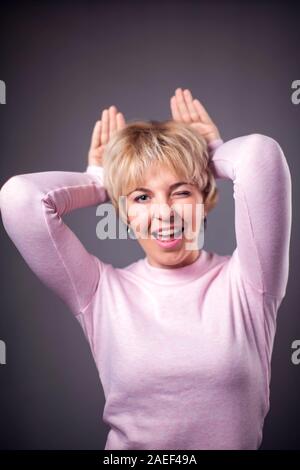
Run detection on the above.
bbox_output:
[0,134,292,450]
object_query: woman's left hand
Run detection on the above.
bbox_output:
[170,88,221,144]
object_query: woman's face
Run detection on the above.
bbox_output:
[125,162,206,268]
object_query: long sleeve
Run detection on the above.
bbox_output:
[208,133,292,300]
[0,166,110,317]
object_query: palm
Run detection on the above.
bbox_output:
[88,105,126,167]
[170,88,221,144]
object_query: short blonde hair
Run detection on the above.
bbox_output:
[102,119,218,224]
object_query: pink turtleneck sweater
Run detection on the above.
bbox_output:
[0,134,292,450]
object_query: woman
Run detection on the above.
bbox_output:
[0,88,292,450]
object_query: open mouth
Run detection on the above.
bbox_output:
[151,226,184,240]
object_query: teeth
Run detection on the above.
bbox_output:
[154,227,183,239]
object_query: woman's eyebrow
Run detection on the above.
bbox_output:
[128,181,189,196]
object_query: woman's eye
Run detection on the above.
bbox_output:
[134,191,191,202]
[134,194,149,202]
[174,191,191,196]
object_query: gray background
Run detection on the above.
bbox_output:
[0,0,299,450]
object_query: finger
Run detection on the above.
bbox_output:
[108,105,117,136]
[116,112,126,130]
[170,96,181,121]
[90,120,101,149]
[175,87,190,122]
[193,99,214,124]
[183,89,199,122]
[101,109,109,145]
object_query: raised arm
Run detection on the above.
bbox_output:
[170,87,292,300]
[0,169,110,317]
[0,105,127,317]
[209,133,292,300]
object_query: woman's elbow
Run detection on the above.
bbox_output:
[0,174,41,231]
[243,133,291,187]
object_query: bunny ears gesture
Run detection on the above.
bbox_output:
[87,90,221,167]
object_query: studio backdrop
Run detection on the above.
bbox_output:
[0,0,299,451]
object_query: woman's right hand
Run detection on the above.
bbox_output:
[87,105,126,167]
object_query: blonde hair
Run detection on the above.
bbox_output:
[102,119,218,225]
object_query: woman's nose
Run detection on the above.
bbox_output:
[150,200,176,224]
